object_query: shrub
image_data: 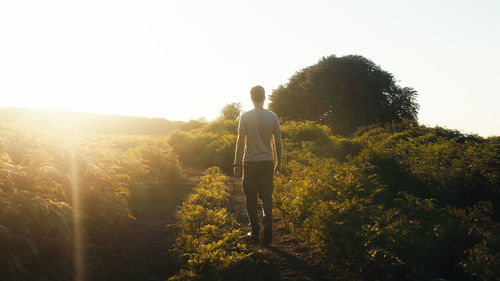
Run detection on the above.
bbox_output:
[274,124,500,280]
[168,125,236,174]
[171,167,249,281]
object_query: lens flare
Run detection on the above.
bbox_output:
[70,150,85,281]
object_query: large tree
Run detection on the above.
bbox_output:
[269,55,419,135]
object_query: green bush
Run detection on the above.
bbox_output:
[171,167,249,281]
[168,122,237,173]
[274,122,500,280]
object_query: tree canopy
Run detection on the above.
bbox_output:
[219,102,242,120]
[269,55,419,135]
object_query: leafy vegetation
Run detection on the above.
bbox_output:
[0,122,184,280]
[168,112,499,280]
[1,50,499,280]
[269,55,419,135]
[219,103,242,121]
[274,121,500,281]
[168,119,238,173]
[170,167,249,281]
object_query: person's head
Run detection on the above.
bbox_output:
[250,85,265,107]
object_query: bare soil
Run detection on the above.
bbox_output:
[95,169,203,281]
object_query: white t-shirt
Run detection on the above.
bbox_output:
[238,108,281,162]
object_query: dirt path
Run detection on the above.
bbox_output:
[229,176,331,281]
[99,205,179,281]
[93,170,330,281]
[95,170,204,281]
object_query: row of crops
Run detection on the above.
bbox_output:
[170,167,248,280]
[2,115,499,281]
[0,123,184,280]
[169,119,500,281]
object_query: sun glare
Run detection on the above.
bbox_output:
[1,1,499,134]
[70,149,85,281]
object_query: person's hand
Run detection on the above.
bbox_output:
[274,163,281,176]
[233,165,242,178]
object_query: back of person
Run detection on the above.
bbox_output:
[234,85,282,245]
[240,108,279,163]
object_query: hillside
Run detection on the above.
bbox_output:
[1,115,499,281]
[0,107,181,135]
[168,118,500,281]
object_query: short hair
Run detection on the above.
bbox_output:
[250,85,265,103]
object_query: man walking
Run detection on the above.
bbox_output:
[234,85,282,245]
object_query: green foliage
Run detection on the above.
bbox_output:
[171,167,249,281]
[452,202,500,281]
[219,102,242,120]
[281,120,332,144]
[0,123,184,280]
[178,118,208,131]
[279,121,363,166]
[274,121,500,280]
[120,138,184,213]
[168,120,238,173]
[269,55,419,135]
[202,118,238,135]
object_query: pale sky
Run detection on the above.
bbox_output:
[0,0,499,136]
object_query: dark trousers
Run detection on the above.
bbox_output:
[242,161,274,234]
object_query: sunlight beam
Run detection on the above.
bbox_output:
[70,149,85,281]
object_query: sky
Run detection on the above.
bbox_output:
[0,0,499,136]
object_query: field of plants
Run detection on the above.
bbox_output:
[1,112,499,281]
[169,119,500,281]
[0,122,184,280]
[170,167,248,281]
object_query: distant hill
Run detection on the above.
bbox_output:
[0,107,182,135]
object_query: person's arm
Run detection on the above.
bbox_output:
[273,118,282,176]
[234,118,246,177]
